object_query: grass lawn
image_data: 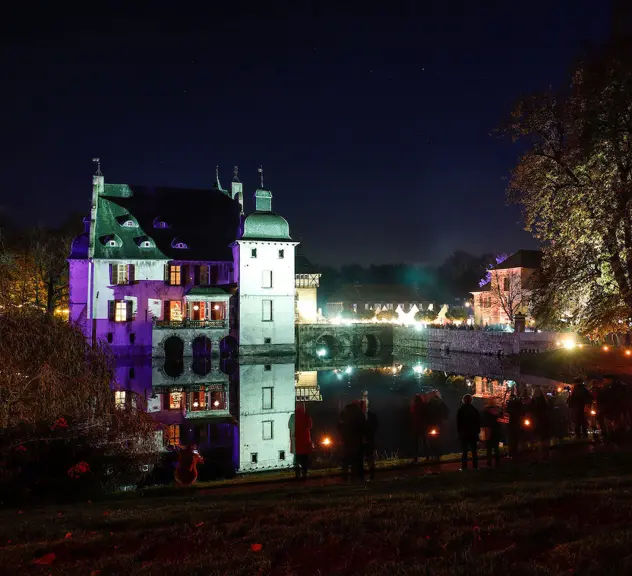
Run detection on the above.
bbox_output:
[3,448,632,575]
[520,347,632,382]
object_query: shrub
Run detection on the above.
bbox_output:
[376,310,398,321]
[0,310,161,503]
[415,309,438,323]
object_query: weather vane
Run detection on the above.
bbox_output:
[216,165,220,183]
[233,165,240,182]
[258,165,264,188]
[92,157,102,175]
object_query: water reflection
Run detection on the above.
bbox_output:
[114,347,571,481]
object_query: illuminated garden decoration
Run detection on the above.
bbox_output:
[500,35,632,339]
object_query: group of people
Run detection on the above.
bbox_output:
[289,401,379,482]
[174,374,632,486]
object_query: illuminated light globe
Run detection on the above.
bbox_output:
[626,350,631,357]
[344,366,353,375]
[429,428,438,436]
[316,348,327,358]
[562,339,575,350]
[603,345,609,352]
[590,409,597,416]
[321,436,332,447]
[413,365,424,374]
[213,400,220,407]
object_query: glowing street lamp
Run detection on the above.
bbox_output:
[523,419,531,428]
[429,428,439,436]
[321,436,332,447]
[344,366,353,375]
[413,364,424,375]
[603,345,609,352]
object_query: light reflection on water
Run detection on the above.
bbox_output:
[117,348,570,482]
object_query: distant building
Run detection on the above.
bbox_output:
[470,250,542,327]
[326,284,429,319]
[295,246,321,323]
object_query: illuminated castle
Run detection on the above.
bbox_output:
[68,165,303,358]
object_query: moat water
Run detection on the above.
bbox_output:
[120,348,572,482]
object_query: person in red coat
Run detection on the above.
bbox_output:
[175,444,204,486]
[290,405,313,479]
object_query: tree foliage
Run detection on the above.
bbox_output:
[0,310,160,498]
[415,309,438,323]
[502,36,632,338]
[445,306,469,322]
[376,309,398,321]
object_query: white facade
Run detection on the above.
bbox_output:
[233,239,299,352]
[238,362,295,472]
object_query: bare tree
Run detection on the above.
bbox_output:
[489,269,524,323]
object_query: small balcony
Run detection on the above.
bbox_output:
[153,319,227,329]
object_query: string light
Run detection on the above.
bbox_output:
[321,437,332,446]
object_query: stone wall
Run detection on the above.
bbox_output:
[296,323,394,352]
[394,326,564,356]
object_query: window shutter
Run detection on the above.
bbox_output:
[128,264,136,284]
[193,265,200,286]
[181,265,189,286]
[164,263,170,285]
[108,300,115,321]
[109,264,115,284]
[126,300,133,321]
[164,300,171,321]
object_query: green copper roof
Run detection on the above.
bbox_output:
[93,185,166,259]
[241,212,291,240]
[90,183,241,261]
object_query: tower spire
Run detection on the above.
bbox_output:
[233,165,240,182]
[92,157,102,176]
[258,165,264,188]
[216,165,223,191]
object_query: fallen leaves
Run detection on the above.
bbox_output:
[33,552,56,565]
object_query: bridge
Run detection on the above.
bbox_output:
[296,323,394,358]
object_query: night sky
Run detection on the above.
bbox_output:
[1,1,611,267]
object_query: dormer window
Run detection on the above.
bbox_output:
[135,236,154,249]
[171,238,189,250]
[100,234,122,248]
[116,215,138,228]
[153,217,169,229]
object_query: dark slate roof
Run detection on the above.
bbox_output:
[93,183,241,261]
[69,232,89,259]
[328,284,426,303]
[493,250,542,271]
[295,243,315,274]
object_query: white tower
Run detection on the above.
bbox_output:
[232,186,298,355]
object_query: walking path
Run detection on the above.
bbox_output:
[146,439,599,500]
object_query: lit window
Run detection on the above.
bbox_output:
[115,300,129,322]
[114,390,126,408]
[262,387,273,410]
[210,390,226,410]
[140,241,152,248]
[169,392,182,410]
[122,220,136,227]
[190,391,206,411]
[262,270,272,289]
[167,300,183,321]
[251,248,257,258]
[262,300,273,322]
[165,424,180,447]
[108,240,117,247]
[278,249,284,259]
[113,264,129,285]
[262,420,273,440]
[169,265,181,286]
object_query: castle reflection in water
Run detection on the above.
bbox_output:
[116,347,567,479]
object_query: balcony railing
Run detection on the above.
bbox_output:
[153,319,227,329]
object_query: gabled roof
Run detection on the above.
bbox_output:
[328,284,426,303]
[492,250,542,271]
[92,183,241,261]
